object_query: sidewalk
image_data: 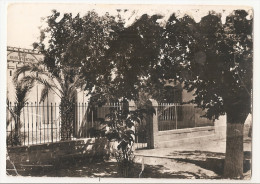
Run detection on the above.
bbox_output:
[134,137,252,179]
[135,137,251,158]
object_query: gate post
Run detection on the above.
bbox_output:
[128,100,136,111]
[146,99,158,149]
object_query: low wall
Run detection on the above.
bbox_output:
[153,113,252,149]
[7,138,111,172]
[214,114,252,140]
[154,126,216,148]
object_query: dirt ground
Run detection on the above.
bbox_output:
[134,137,252,179]
[12,147,251,179]
[8,136,252,179]
[11,159,218,178]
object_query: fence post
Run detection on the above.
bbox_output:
[10,102,13,147]
[128,100,136,111]
[31,102,33,145]
[51,103,53,143]
[43,101,45,143]
[146,99,158,149]
[175,103,178,129]
[35,102,38,144]
[23,104,25,146]
[39,102,41,144]
[27,103,29,145]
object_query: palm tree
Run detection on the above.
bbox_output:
[7,75,34,146]
[13,62,86,140]
[5,67,34,177]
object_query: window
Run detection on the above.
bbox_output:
[10,70,12,76]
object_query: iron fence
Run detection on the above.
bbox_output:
[91,102,148,149]
[158,103,214,131]
[6,101,130,147]
[6,101,100,147]
[6,101,213,147]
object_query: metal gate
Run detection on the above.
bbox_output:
[135,118,148,149]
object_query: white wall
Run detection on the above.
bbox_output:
[6,47,90,142]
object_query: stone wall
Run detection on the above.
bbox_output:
[7,138,111,171]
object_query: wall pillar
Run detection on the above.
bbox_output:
[146,99,158,149]
[128,100,136,111]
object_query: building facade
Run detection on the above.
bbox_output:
[7,47,89,146]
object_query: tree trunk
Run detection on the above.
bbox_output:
[60,98,75,140]
[224,112,247,179]
[14,114,21,146]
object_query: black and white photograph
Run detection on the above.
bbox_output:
[1,1,260,182]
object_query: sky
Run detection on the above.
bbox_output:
[7,3,252,49]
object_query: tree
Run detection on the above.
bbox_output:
[26,10,124,139]
[87,13,162,177]
[14,62,85,139]
[104,13,163,101]
[160,10,253,178]
[7,75,34,145]
[220,10,252,178]
[35,10,123,93]
[101,100,148,177]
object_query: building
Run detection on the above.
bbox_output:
[7,46,45,103]
[6,46,90,146]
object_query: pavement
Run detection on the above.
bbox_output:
[9,136,252,179]
[135,136,252,158]
[134,136,252,179]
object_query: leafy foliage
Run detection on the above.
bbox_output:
[19,9,124,139]
[14,61,85,139]
[35,10,123,93]
[157,10,253,178]
[17,8,251,178]
[159,10,252,121]
[104,14,163,101]
[6,68,34,145]
[99,99,153,177]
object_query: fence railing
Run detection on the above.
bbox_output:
[6,101,100,147]
[7,101,214,147]
[93,102,148,149]
[158,103,213,131]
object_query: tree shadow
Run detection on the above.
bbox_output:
[20,160,119,177]
[139,164,201,179]
[17,159,216,178]
[170,151,251,176]
[9,137,111,177]
[167,150,225,159]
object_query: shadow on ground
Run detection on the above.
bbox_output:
[10,150,251,178]
[140,164,201,179]
[168,150,251,176]
[14,159,219,178]
[17,159,118,177]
